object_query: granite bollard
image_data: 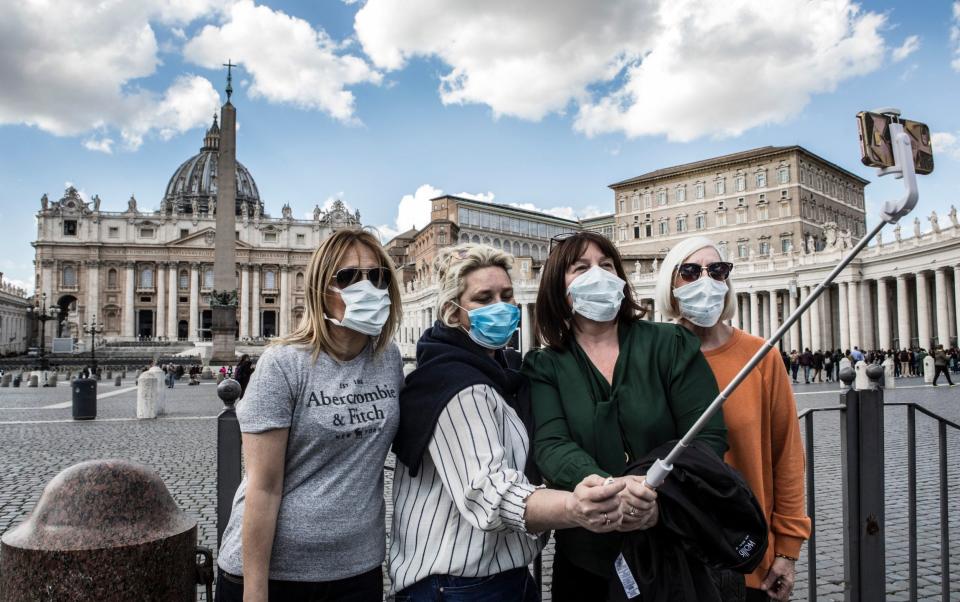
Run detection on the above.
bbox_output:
[27,374,38,388]
[137,366,165,419]
[0,459,201,601]
[923,355,935,383]
[115,375,122,387]
[854,360,869,390]
[47,373,58,387]
[881,356,896,388]
[0,374,10,387]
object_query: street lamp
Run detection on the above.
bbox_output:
[26,292,59,373]
[81,314,104,377]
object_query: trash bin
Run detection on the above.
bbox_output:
[72,378,97,421]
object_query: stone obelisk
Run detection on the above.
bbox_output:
[210,61,238,364]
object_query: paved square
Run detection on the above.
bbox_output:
[0,375,958,600]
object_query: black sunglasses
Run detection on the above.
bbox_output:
[677,262,734,283]
[548,231,581,253]
[330,267,392,290]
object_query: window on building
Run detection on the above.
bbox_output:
[756,171,767,188]
[203,269,213,289]
[632,196,640,211]
[264,231,278,243]
[695,214,706,230]
[695,182,705,199]
[715,179,725,195]
[676,215,687,232]
[778,166,790,184]
[458,207,469,223]
[63,220,77,236]
[644,223,652,238]
[758,205,769,220]
[737,242,749,258]
[633,226,640,239]
[108,227,119,238]
[735,174,745,192]
[295,272,304,291]
[759,193,766,203]
[675,187,686,202]
[439,231,446,244]
[107,268,118,288]
[180,229,189,238]
[264,270,276,290]
[62,265,77,287]
[619,225,626,241]
[643,193,652,209]
[736,208,746,224]
[140,227,155,238]
[140,267,154,288]
[737,197,745,207]
[779,202,791,218]
[659,221,669,235]
[619,199,625,212]
[657,190,667,205]
[179,270,188,289]
[717,211,727,227]
[781,237,793,253]
[296,233,305,245]
[759,240,770,256]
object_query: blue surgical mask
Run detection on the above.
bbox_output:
[456,302,520,349]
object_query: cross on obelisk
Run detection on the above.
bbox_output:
[210,61,238,363]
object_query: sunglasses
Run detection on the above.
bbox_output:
[330,267,392,290]
[548,231,580,253]
[677,262,734,283]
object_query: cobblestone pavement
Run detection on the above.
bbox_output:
[0,375,958,600]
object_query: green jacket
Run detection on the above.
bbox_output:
[522,319,727,576]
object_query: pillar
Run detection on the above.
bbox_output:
[934,267,950,347]
[749,291,760,336]
[788,290,799,351]
[877,278,891,350]
[85,260,99,325]
[239,265,250,339]
[156,264,166,340]
[848,281,862,351]
[838,282,849,351]
[251,266,261,338]
[279,266,290,336]
[123,262,135,339]
[188,262,199,342]
[800,286,811,351]
[769,291,781,346]
[861,280,875,351]
[916,271,931,350]
[954,266,960,346]
[896,274,912,349]
[809,289,821,351]
[520,303,534,353]
[167,263,178,339]
[731,294,742,329]
[761,293,771,339]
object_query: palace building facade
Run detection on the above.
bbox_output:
[31,118,361,345]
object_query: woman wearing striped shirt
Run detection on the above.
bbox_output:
[390,244,625,601]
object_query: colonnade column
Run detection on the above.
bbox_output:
[838,282,850,351]
[861,280,875,351]
[251,267,261,338]
[86,260,99,325]
[768,291,781,347]
[799,286,811,351]
[123,262,135,340]
[954,266,960,346]
[896,274,912,349]
[876,278,891,350]
[731,294,742,329]
[156,264,166,340]
[916,271,931,350]
[520,304,534,354]
[239,265,250,339]
[848,281,862,351]
[188,262,199,342]
[934,267,951,347]
[809,289,821,351]
[167,263,178,339]
[788,291,799,351]
[279,266,290,336]
[749,291,760,336]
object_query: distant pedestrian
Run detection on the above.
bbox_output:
[812,350,824,382]
[824,352,833,382]
[234,354,253,398]
[800,348,813,384]
[851,346,865,362]
[790,350,800,383]
[932,346,955,386]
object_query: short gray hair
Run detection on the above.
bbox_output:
[654,236,737,322]
[433,244,514,327]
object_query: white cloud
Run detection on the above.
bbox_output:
[0,0,226,150]
[83,137,116,154]
[184,0,382,123]
[892,35,920,62]
[932,131,960,161]
[952,2,960,71]
[355,0,887,141]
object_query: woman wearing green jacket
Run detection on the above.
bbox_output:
[522,232,728,601]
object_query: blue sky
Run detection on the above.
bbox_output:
[1,0,959,292]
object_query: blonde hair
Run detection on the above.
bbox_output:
[433,243,513,327]
[654,236,737,322]
[272,229,401,357]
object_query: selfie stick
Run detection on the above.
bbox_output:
[644,108,920,489]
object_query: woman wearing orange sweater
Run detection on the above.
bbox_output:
[654,237,811,602]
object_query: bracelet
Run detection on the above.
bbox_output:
[775,553,798,562]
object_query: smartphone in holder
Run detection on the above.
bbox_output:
[856,111,934,175]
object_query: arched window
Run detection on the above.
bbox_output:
[265,270,276,290]
[179,270,189,289]
[140,267,153,288]
[107,268,118,289]
[203,268,213,288]
[513,242,521,256]
[522,243,530,256]
[62,265,77,287]
[296,272,305,291]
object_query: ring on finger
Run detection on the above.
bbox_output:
[602,512,610,525]
[627,505,640,517]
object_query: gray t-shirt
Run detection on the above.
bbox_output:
[218,341,402,581]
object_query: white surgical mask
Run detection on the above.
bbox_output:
[567,265,626,323]
[326,280,391,336]
[673,276,728,327]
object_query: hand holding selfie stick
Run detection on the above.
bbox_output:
[643,108,921,490]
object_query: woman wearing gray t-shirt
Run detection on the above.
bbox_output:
[216,229,403,602]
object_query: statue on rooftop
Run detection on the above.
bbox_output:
[127,195,137,213]
[40,193,48,210]
[929,211,941,234]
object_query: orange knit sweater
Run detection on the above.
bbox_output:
[702,328,812,589]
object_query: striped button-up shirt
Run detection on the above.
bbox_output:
[388,384,543,594]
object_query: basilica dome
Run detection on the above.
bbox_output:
[162,116,262,215]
